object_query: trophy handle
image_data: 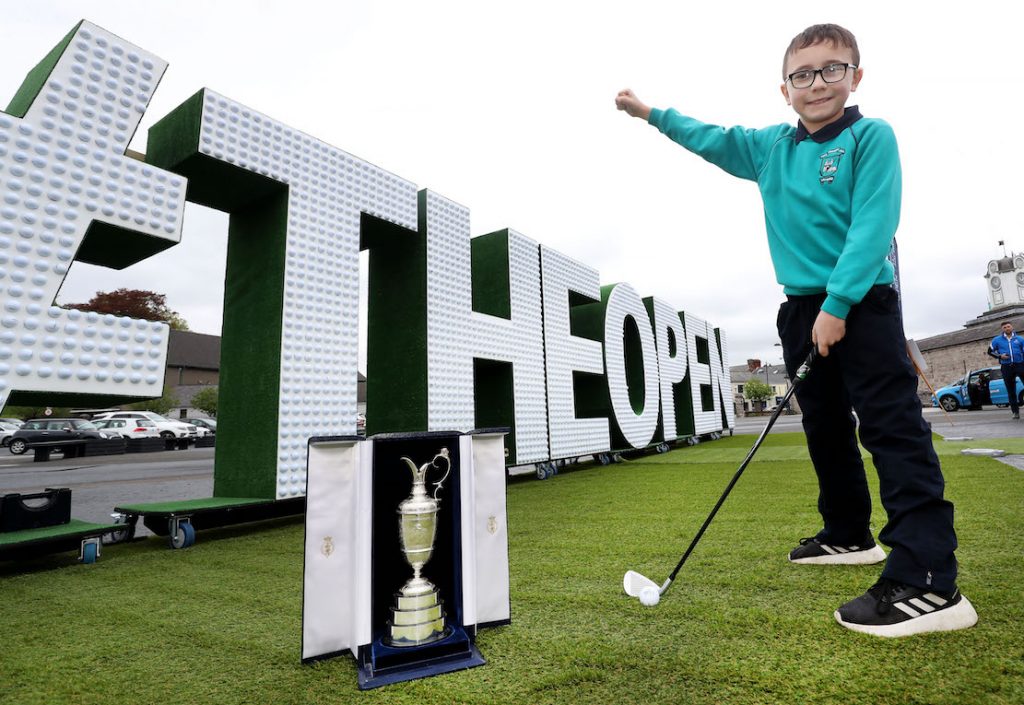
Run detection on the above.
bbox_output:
[430,448,451,500]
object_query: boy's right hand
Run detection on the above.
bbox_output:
[616,89,651,121]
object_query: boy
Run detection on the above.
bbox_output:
[615,24,977,637]
[987,320,1024,419]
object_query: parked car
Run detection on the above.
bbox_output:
[92,418,161,440]
[185,418,217,434]
[0,421,20,447]
[0,417,23,428]
[92,411,198,439]
[8,418,116,455]
[931,366,1024,411]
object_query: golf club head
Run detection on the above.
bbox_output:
[623,570,660,597]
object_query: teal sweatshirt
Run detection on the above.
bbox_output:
[648,106,900,319]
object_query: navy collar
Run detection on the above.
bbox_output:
[795,105,863,143]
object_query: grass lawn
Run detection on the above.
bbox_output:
[1,432,1022,705]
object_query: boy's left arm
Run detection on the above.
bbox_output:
[815,122,902,356]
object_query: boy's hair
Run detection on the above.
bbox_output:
[783,24,860,78]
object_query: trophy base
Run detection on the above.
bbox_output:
[359,626,484,690]
[386,623,451,648]
[384,586,449,647]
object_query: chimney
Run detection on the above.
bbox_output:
[747,359,761,372]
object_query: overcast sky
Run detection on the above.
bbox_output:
[1,1,1015,370]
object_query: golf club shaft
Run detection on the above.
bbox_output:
[664,350,816,586]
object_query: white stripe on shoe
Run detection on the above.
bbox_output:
[894,602,922,618]
[908,598,936,613]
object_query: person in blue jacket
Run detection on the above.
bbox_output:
[615,23,977,637]
[988,320,1024,419]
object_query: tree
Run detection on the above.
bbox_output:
[124,387,180,415]
[744,378,774,411]
[64,289,190,330]
[191,387,218,417]
[0,405,71,421]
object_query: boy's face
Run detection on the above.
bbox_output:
[781,40,863,134]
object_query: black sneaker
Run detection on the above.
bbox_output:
[788,536,886,565]
[834,578,978,637]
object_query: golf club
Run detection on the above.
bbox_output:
[624,348,817,606]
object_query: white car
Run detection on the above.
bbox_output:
[93,418,161,439]
[92,411,198,439]
[0,420,21,446]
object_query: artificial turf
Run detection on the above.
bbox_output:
[1,432,1021,705]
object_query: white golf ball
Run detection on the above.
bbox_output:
[639,586,660,607]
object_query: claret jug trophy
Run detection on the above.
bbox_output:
[385,447,452,646]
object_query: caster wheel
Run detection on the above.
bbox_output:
[170,521,196,549]
[597,453,610,466]
[103,524,135,545]
[80,541,98,564]
[536,464,548,480]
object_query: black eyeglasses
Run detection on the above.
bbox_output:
[786,63,857,89]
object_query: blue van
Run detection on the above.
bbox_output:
[932,366,1024,411]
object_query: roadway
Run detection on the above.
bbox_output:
[733,405,1023,440]
[0,446,215,538]
[1,406,1019,541]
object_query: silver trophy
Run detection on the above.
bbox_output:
[385,448,452,647]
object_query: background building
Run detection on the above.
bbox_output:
[913,250,1024,402]
[729,358,799,417]
[164,330,366,419]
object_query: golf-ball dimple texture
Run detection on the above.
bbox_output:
[196,91,417,499]
[684,313,733,435]
[650,298,689,442]
[0,22,179,403]
[540,246,610,459]
[715,330,735,430]
[423,191,547,464]
[603,283,660,449]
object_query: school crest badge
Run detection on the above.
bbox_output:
[819,147,846,184]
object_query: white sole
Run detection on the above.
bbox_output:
[789,544,886,565]
[834,595,978,637]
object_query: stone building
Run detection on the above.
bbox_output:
[729,358,799,417]
[165,330,366,419]
[914,251,1024,401]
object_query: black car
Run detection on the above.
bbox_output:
[184,418,217,434]
[8,418,113,455]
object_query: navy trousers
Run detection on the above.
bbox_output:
[776,285,959,592]
[999,362,1024,414]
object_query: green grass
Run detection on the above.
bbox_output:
[2,432,1022,705]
